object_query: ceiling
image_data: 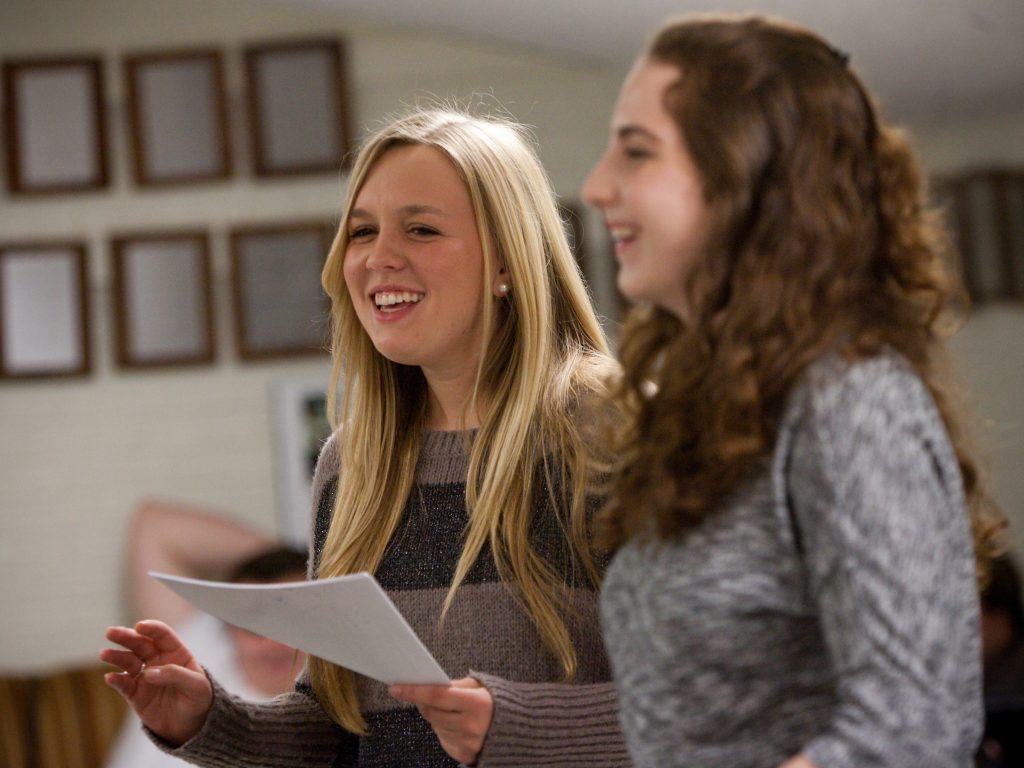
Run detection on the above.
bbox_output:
[286,0,1024,126]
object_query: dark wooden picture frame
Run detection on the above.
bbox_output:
[229,221,332,360]
[942,170,1024,303]
[2,57,109,195]
[244,39,351,176]
[111,231,215,368]
[124,49,231,186]
[560,200,630,320]
[0,242,91,379]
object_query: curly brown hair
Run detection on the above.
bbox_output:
[599,15,1004,580]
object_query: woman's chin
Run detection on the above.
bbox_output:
[371,341,422,367]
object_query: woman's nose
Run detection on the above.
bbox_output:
[365,232,405,271]
[582,153,614,209]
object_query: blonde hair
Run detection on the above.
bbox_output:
[310,109,614,733]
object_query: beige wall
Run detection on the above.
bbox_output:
[913,111,1024,562]
[946,305,1024,561]
[1,0,1021,672]
[913,110,1024,174]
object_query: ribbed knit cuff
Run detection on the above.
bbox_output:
[471,671,629,767]
[145,671,344,768]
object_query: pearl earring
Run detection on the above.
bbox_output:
[497,283,510,296]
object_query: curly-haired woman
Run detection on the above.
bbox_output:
[584,14,1004,768]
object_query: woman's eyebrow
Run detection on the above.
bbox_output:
[617,125,658,143]
[349,204,448,219]
[398,204,448,217]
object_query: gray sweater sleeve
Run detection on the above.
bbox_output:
[472,673,630,767]
[147,431,353,767]
[786,358,983,767]
[148,668,348,766]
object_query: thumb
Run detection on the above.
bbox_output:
[449,676,484,690]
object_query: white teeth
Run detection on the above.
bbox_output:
[609,227,635,243]
[374,291,424,307]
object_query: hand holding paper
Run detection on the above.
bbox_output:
[389,677,494,765]
[150,571,450,686]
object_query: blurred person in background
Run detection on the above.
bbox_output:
[977,554,1024,767]
[105,500,306,768]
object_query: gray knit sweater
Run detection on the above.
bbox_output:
[601,353,983,767]
[161,429,628,767]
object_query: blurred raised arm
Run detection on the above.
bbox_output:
[126,499,274,625]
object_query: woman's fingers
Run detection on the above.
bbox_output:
[421,696,490,737]
[105,620,183,653]
[99,647,145,675]
[389,678,493,764]
[390,678,489,715]
[105,625,158,660]
[104,620,199,674]
[138,662,206,692]
[101,657,209,698]
[100,651,204,693]
[422,706,476,732]
[135,619,186,652]
[104,669,139,697]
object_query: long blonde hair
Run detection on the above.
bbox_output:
[309,109,614,733]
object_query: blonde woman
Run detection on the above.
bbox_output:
[101,110,628,767]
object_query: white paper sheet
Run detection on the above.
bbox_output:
[150,571,450,686]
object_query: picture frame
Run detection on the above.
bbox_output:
[123,49,231,186]
[229,221,332,360]
[560,200,630,321]
[244,39,351,176]
[0,242,91,379]
[2,56,109,194]
[110,231,215,368]
[944,170,1024,302]
[268,375,333,547]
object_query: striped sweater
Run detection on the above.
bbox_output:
[161,429,628,767]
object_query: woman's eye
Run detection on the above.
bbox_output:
[624,146,651,160]
[410,225,439,236]
[348,226,375,239]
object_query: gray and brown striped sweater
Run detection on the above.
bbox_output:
[161,429,628,767]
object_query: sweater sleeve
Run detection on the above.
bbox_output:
[471,673,630,767]
[786,358,983,767]
[147,669,351,767]
[148,433,352,767]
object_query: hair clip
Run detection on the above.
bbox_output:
[829,45,851,67]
